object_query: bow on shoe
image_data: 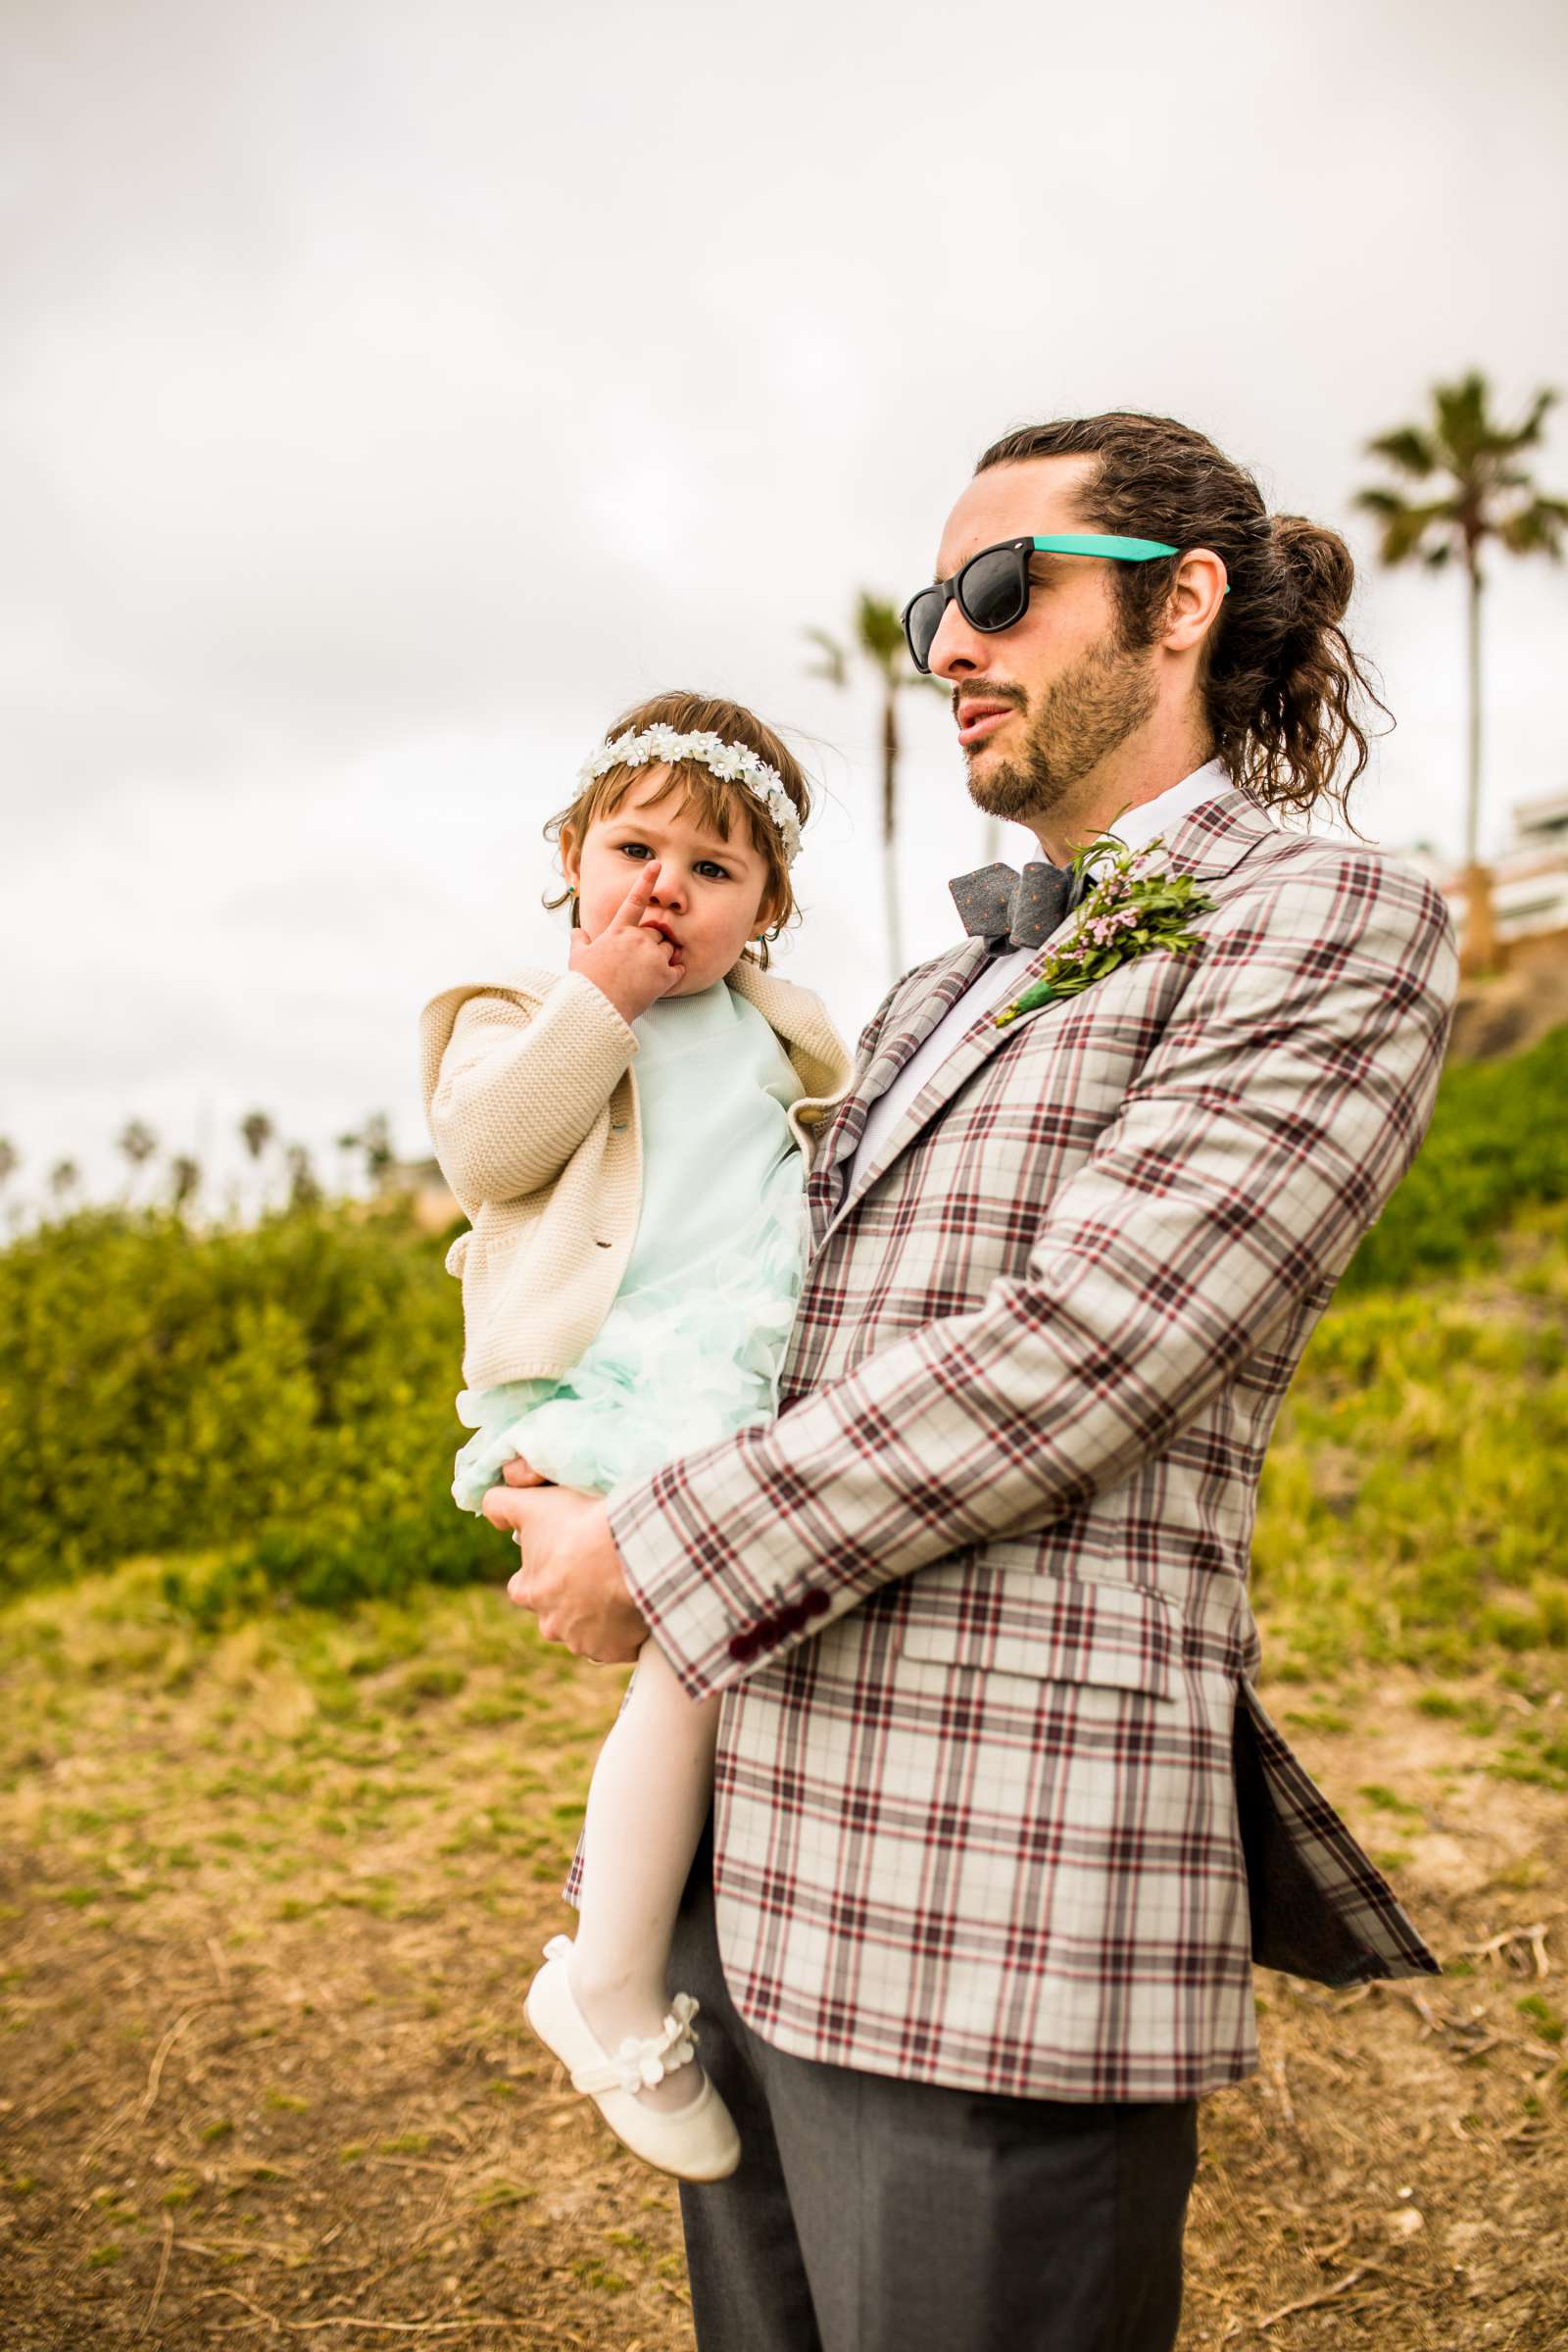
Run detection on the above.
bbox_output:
[609,1992,701,2095]
[948,859,1079,949]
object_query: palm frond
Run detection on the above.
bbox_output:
[1497,498,1568,558]
[855,593,906,681]
[1433,371,1493,468]
[802,626,849,689]
[1363,425,1437,478]
[1353,487,1409,518]
[1355,493,1459,564]
[1512,387,1560,451]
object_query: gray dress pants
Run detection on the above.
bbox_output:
[667,1819,1200,2352]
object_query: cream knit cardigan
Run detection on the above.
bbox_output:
[418,960,855,1393]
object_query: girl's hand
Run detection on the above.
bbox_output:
[569,861,684,1024]
[500,1455,547,1489]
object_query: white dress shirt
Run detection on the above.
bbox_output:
[843,759,1232,1190]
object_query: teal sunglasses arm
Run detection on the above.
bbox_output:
[1030,533,1176,560]
[1031,534,1230,593]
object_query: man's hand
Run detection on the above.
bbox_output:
[569,861,684,1025]
[480,1481,649,1664]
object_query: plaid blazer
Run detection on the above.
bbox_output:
[600,789,1458,2103]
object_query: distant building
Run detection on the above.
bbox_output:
[385,1152,462,1235]
[1436,791,1568,976]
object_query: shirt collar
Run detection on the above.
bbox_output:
[1108,758,1231,859]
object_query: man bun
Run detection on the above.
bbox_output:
[1270,514,1355,630]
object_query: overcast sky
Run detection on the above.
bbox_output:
[4,0,1567,1208]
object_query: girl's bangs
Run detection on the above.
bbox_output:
[599,764,773,859]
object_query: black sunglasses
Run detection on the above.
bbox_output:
[900,533,1188,674]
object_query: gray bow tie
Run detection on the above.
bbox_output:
[948,859,1082,949]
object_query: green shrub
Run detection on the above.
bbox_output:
[1342,1025,1568,1293]
[1252,1212,1568,1674]
[3,1023,1563,1622]
[0,1201,488,1602]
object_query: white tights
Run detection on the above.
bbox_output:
[564,1636,720,2113]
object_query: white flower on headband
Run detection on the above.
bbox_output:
[578,727,803,865]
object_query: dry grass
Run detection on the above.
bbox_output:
[2,1567,1565,2350]
[1183,1683,1568,2350]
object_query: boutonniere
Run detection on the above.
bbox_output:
[994,833,1215,1027]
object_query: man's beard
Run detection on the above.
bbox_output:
[962,630,1158,826]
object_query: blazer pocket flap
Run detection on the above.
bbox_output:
[899,1575,1177,1698]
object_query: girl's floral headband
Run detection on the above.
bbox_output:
[578,726,803,866]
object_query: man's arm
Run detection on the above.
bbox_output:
[608,857,1458,1702]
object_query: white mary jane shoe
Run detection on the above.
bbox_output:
[523,1936,741,2182]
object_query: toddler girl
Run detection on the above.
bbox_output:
[418,691,851,2180]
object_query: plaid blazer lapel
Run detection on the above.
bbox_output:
[822,971,1046,1238]
[808,939,989,1238]
[821,787,1280,1240]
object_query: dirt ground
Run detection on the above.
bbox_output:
[2,1579,1566,2350]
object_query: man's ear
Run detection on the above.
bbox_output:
[1163,549,1228,654]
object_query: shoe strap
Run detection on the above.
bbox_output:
[569,1989,704,2099]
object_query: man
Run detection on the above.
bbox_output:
[485,412,1457,2350]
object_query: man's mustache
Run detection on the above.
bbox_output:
[951,683,1029,722]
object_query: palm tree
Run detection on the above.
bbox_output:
[239,1109,274,1164]
[359,1111,394,1192]
[169,1154,201,1216]
[239,1108,276,1213]
[806,596,947,984]
[48,1158,80,1211]
[0,1139,20,1240]
[1356,373,1567,963]
[117,1118,159,1201]
[335,1129,362,1197]
[284,1142,321,1210]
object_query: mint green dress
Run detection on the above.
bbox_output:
[451,979,808,1509]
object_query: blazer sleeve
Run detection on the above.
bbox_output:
[607,858,1459,1702]
[427,972,637,1204]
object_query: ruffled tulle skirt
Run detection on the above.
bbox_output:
[451,1154,808,1509]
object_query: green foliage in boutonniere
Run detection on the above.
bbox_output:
[994,833,1216,1027]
